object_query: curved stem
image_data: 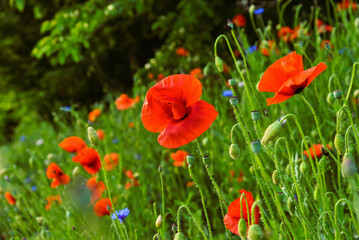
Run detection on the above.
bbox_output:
[345,62,359,102]
[177,205,208,240]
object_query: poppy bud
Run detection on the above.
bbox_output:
[249,5,255,15]
[354,89,359,99]
[272,170,281,185]
[202,137,208,146]
[251,140,261,154]
[248,224,263,240]
[334,133,345,155]
[72,166,80,178]
[333,90,342,99]
[228,79,237,86]
[36,216,44,224]
[229,96,238,106]
[341,153,357,178]
[229,143,240,160]
[238,218,247,239]
[261,121,282,145]
[187,155,194,167]
[215,56,224,72]
[251,110,261,121]
[227,19,234,29]
[155,215,163,228]
[249,166,254,174]
[87,127,99,146]
[326,92,335,104]
[355,18,359,29]
[174,232,185,240]
[287,197,295,215]
[203,64,210,76]
[158,166,162,173]
[300,161,308,174]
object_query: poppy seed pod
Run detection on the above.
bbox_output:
[251,140,261,154]
[272,170,281,185]
[174,232,186,240]
[333,90,342,99]
[87,127,99,146]
[287,197,295,215]
[251,110,261,121]
[341,153,358,178]
[334,133,345,155]
[261,121,282,145]
[238,218,247,239]
[215,56,224,72]
[229,143,240,160]
[248,224,263,240]
[327,92,335,104]
[229,96,239,106]
[228,79,237,86]
[155,215,163,228]
[186,155,194,167]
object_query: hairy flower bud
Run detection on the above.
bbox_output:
[261,121,282,145]
[334,133,345,155]
[341,153,357,178]
[300,161,308,174]
[229,143,240,160]
[156,215,163,228]
[238,218,247,239]
[287,197,295,215]
[174,232,186,240]
[87,127,99,146]
[272,170,281,185]
[215,56,224,72]
[248,224,263,240]
[327,92,335,104]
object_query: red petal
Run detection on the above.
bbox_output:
[51,178,60,188]
[266,93,293,105]
[46,162,60,179]
[93,198,112,217]
[157,100,218,148]
[224,213,239,235]
[59,174,70,185]
[59,136,87,153]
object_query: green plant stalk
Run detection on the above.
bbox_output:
[177,205,208,240]
[345,61,359,102]
[337,105,359,150]
[159,170,165,240]
[334,199,359,236]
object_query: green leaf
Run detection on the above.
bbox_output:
[15,0,25,12]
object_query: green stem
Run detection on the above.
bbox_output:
[177,205,208,240]
[345,62,359,102]
[159,170,166,240]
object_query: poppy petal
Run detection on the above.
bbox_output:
[59,174,70,185]
[51,178,60,188]
[46,162,60,179]
[303,62,327,88]
[266,93,293,106]
[59,136,87,153]
[224,213,239,235]
[157,100,218,148]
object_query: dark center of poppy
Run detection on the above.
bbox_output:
[294,87,304,94]
[58,171,63,176]
[168,101,187,120]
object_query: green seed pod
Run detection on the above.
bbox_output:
[203,64,210,76]
[300,161,308,174]
[341,153,358,178]
[333,90,342,99]
[229,96,238,106]
[334,133,345,155]
[285,164,291,175]
[228,79,237,86]
[287,197,295,215]
[174,232,186,240]
[261,121,282,145]
[155,215,163,228]
[248,224,263,240]
[215,56,224,72]
[251,110,261,121]
[272,170,281,185]
[229,144,240,160]
[251,140,261,154]
[186,155,194,167]
[238,218,247,239]
[87,127,99,146]
[327,92,335,104]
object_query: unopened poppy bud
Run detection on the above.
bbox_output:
[229,96,238,106]
[355,18,359,28]
[333,90,342,99]
[251,110,261,121]
[229,143,240,160]
[203,64,210,76]
[249,5,255,15]
[341,153,357,178]
[354,89,359,99]
[156,215,163,228]
[87,127,99,146]
[66,211,71,219]
[202,137,208,146]
[287,197,295,215]
[249,166,254,174]
[334,133,345,155]
[251,140,261,154]
[174,232,185,240]
[238,218,247,239]
[261,121,282,145]
[248,224,263,240]
[227,19,234,29]
[36,216,44,224]
[300,161,308,174]
[228,79,237,86]
[187,155,194,167]
[272,170,281,185]
[72,166,80,178]
[327,92,335,104]
[158,166,162,173]
[215,56,224,72]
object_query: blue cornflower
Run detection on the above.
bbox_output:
[339,47,346,54]
[135,153,141,159]
[19,136,26,142]
[60,106,72,112]
[31,186,37,191]
[222,90,233,97]
[248,45,257,53]
[25,177,31,183]
[111,208,130,223]
[112,138,119,144]
[254,8,264,15]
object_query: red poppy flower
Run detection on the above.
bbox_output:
[72,148,102,174]
[87,176,106,205]
[260,40,279,57]
[141,74,218,148]
[126,170,134,179]
[59,136,87,153]
[93,198,112,217]
[104,153,119,171]
[232,14,246,27]
[258,51,327,105]
[5,192,16,205]
[303,144,331,159]
[96,129,105,140]
[45,195,62,210]
[170,150,189,167]
[337,0,357,11]
[190,68,204,79]
[224,189,260,235]
[176,47,189,56]
[89,108,101,122]
[46,162,70,188]
[316,19,333,33]
[125,170,140,189]
[115,94,140,110]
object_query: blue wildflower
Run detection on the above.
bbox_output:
[222,90,233,97]
[25,177,31,183]
[111,208,130,223]
[60,106,72,112]
[19,136,26,142]
[112,138,119,144]
[135,153,142,159]
[254,8,264,15]
[31,186,37,192]
[339,47,346,54]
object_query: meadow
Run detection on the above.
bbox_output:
[1,0,359,239]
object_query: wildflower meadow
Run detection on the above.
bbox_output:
[1,0,359,239]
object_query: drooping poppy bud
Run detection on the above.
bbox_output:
[247,224,263,240]
[215,56,224,72]
[300,161,308,174]
[272,170,280,185]
[334,133,345,155]
[174,232,186,240]
[261,121,282,145]
[229,144,240,160]
[287,197,295,215]
[341,153,357,178]
[238,218,247,239]
[327,92,335,104]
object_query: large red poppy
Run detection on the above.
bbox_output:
[141,74,218,148]
[72,148,102,174]
[59,136,87,153]
[87,176,106,205]
[258,51,327,105]
[224,189,260,235]
[5,192,16,205]
[93,198,112,217]
[303,144,331,159]
[46,162,70,188]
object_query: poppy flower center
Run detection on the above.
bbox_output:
[170,101,187,120]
